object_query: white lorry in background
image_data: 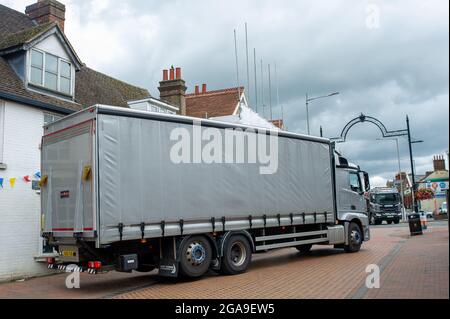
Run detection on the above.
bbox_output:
[40,105,370,279]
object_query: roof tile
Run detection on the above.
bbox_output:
[0,21,54,51]
[186,87,243,118]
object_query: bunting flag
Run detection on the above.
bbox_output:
[34,171,41,178]
[0,172,41,190]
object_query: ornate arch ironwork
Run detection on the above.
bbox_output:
[330,113,408,143]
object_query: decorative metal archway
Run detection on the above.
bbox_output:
[329,113,419,212]
[330,113,408,143]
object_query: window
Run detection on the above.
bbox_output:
[29,49,72,95]
[30,50,43,85]
[60,61,71,94]
[374,194,400,205]
[349,172,362,193]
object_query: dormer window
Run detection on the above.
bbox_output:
[29,48,73,96]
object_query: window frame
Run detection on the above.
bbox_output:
[349,172,362,193]
[28,48,73,96]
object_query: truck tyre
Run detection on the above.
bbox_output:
[387,220,393,225]
[296,244,313,254]
[375,219,382,225]
[179,236,212,278]
[394,219,400,225]
[344,222,362,253]
[221,235,252,275]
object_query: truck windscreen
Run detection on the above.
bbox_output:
[374,194,400,205]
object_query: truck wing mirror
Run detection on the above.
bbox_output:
[363,172,370,191]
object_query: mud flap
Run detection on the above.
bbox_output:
[159,259,179,277]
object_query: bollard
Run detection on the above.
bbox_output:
[420,214,428,230]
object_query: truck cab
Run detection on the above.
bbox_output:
[334,154,371,242]
[368,188,402,225]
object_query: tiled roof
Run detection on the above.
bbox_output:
[0,4,150,113]
[0,4,35,39]
[185,87,243,118]
[270,119,284,129]
[75,67,150,108]
[0,21,54,51]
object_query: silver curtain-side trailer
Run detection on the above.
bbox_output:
[41,105,336,248]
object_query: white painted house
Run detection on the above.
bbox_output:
[0,1,150,281]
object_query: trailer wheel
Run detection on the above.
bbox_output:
[296,244,313,254]
[344,222,362,253]
[221,235,252,275]
[179,236,212,278]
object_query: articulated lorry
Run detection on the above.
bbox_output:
[41,105,370,278]
[368,188,402,225]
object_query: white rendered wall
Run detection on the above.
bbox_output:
[0,100,48,281]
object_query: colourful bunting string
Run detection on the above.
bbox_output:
[0,171,41,190]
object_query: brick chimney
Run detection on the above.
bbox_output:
[433,155,446,171]
[25,0,66,32]
[158,66,187,115]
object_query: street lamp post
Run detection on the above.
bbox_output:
[306,92,339,135]
[377,138,406,220]
[406,115,424,213]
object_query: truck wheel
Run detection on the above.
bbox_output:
[344,222,362,253]
[179,236,212,278]
[387,220,393,225]
[374,219,382,225]
[394,219,400,225]
[221,235,252,275]
[296,244,313,254]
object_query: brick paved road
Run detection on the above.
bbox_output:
[0,221,448,299]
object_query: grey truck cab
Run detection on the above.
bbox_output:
[368,188,402,225]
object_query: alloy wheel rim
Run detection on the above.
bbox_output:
[186,242,206,266]
[230,242,246,267]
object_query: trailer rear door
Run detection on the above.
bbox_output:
[41,119,96,237]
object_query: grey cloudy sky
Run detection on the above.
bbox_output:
[3,0,449,186]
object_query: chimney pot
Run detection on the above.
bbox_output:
[202,84,207,94]
[158,66,187,115]
[433,154,446,171]
[195,85,200,95]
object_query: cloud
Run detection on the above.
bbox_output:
[370,175,388,188]
[2,0,449,182]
